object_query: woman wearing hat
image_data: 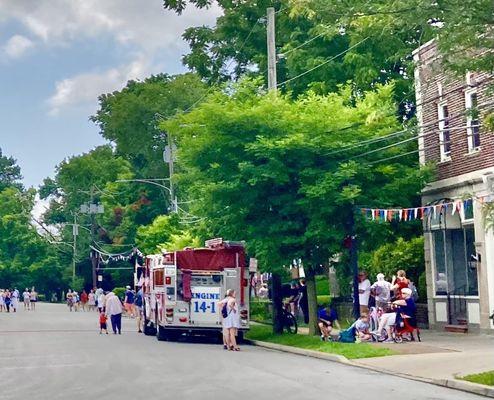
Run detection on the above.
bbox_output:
[373,287,416,342]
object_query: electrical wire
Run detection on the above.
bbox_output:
[276,37,370,87]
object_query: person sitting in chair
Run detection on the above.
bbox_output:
[373,288,416,342]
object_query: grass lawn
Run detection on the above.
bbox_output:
[460,371,494,386]
[245,324,396,359]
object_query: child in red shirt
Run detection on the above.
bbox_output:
[99,312,108,334]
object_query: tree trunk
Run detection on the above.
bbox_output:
[305,270,319,336]
[271,273,283,334]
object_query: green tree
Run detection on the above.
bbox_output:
[0,148,22,191]
[135,215,181,254]
[91,73,208,181]
[292,0,494,77]
[164,79,430,334]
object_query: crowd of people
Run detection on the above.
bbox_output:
[65,285,144,336]
[0,287,38,312]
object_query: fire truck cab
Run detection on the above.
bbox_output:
[141,239,250,341]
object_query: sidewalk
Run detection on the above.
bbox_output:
[353,330,494,381]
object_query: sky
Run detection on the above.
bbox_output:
[0,0,220,188]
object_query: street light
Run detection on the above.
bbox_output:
[116,178,178,213]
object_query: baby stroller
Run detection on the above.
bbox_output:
[369,306,389,342]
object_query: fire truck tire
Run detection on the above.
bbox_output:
[237,331,244,343]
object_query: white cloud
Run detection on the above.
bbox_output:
[3,34,34,58]
[0,0,221,113]
[47,56,155,116]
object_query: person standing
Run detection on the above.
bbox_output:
[358,272,371,316]
[11,288,19,312]
[222,289,240,351]
[87,289,96,312]
[391,270,410,299]
[0,289,5,312]
[97,291,106,313]
[80,290,88,311]
[298,279,309,324]
[370,273,392,310]
[105,292,123,334]
[99,312,109,334]
[124,285,135,318]
[66,289,74,311]
[22,288,31,311]
[4,289,11,312]
[30,287,38,311]
[134,287,144,333]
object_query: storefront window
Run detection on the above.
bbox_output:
[432,227,478,296]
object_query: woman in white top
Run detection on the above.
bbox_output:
[0,290,5,312]
[222,289,240,351]
[87,290,96,312]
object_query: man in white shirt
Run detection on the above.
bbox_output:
[371,273,392,310]
[105,292,123,334]
[358,272,371,315]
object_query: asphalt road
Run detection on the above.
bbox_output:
[0,303,485,400]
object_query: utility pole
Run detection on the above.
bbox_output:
[90,186,98,289]
[166,132,178,213]
[266,7,277,91]
[348,207,360,319]
[72,213,78,288]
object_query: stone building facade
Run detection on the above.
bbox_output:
[413,40,494,333]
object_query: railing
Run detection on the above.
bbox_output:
[447,285,468,325]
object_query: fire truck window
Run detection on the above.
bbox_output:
[154,269,164,286]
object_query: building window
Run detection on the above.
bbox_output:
[465,90,481,152]
[432,227,478,296]
[437,103,451,160]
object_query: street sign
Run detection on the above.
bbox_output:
[163,144,178,163]
[97,275,103,282]
[249,258,258,272]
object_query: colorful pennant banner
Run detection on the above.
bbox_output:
[360,195,493,223]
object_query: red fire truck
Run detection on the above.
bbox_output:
[140,239,250,341]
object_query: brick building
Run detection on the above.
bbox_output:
[413,40,494,333]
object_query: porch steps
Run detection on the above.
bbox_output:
[444,324,469,333]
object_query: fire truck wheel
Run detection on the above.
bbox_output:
[236,331,244,343]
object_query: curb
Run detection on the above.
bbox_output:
[245,339,351,364]
[433,378,494,398]
[246,339,494,398]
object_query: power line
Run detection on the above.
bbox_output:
[324,78,493,157]
[277,37,370,87]
[338,99,494,163]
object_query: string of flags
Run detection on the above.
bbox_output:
[90,246,144,265]
[360,195,493,223]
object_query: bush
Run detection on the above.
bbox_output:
[250,300,271,322]
[315,275,330,295]
[37,294,46,302]
[366,237,425,284]
[317,295,331,307]
[418,272,427,302]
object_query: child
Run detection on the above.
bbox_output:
[355,313,371,342]
[99,312,108,335]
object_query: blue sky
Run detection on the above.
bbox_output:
[0,0,219,188]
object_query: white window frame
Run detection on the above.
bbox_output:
[465,89,481,153]
[437,102,451,161]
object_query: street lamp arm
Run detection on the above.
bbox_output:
[116,179,172,194]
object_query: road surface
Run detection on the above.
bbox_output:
[0,303,484,400]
